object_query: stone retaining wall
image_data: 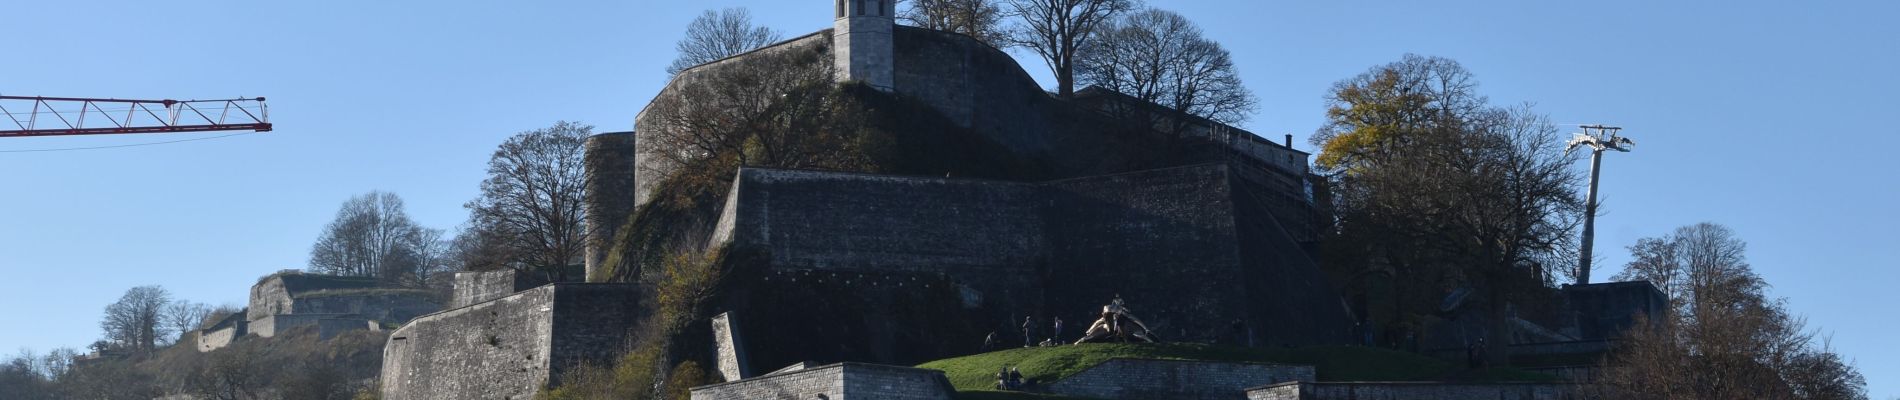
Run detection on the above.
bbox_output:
[1247,381,1587,400]
[452,270,535,308]
[689,362,954,400]
[380,284,640,400]
[1047,358,1314,400]
[251,313,355,338]
[197,326,239,352]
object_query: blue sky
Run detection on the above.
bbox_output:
[2,1,1894,396]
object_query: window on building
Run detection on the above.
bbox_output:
[837,0,844,18]
[858,0,866,16]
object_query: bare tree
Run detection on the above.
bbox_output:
[466,121,592,281]
[38,348,74,381]
[101,285,173,354]
[449,222,516,272]
[1601,223,1867,400]
[640,47,856,195]
[902,0,1009,47]
[164,301,212,341]
[309,191,427,282]
[625,47,878,283]
[186,345,263,400]
[394,226,452,288]
[1077,8,1255,131]
[667,8,784,75]
[1004,0,1137,97]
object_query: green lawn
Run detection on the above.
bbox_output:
[915,343,1559,396]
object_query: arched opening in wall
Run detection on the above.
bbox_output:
[837,0,844,18]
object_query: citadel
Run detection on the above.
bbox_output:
[191,2,1665,399]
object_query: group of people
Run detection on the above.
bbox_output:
[984,295,1161,351]
[993,366,1027,391]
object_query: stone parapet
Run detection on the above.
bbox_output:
[1046,358,1315,400]
[689,362,955,400]
[1247,381,1588,400]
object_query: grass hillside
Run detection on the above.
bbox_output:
[916,343,1558,397]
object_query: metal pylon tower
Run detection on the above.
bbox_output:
[1565,124,1635,284]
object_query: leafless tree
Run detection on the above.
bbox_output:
[902,0,1009,47]
[164,301,212,341]
[626,47,881,283]
[38,348,74,381]
[1004,0,1137,97]
[640,46,862,194]
[465,121,592,281]
[379,226,452,291]
[449,222,516,272]
[101,285,173,354]
[1601,223,1867,400]
[1077,8,1255,131]
[667,8,784,75]
[309,191,428,283]
[185,345,263,400]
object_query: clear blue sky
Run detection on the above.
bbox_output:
[3,1,1893,396]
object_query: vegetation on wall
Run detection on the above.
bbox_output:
[1,327,387,400]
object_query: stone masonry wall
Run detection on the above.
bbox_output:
[545,284,644,384]
[197,326,238,353]
[583,131,638,279]
[689,363,955,400]
[1043,165,1250,343]
[295,292,440,324]
[247,273,380,321]
[712,164,1349,363]
[1247,382,1587,400]
[251,313,354,338]
[691,363,842,400]
[318,318,374,340]
[1047,358,1315,400]
[452,270,535,308]
[381,284,641,400]
[382,287,557,400]
[632,31,832,208]
[719,168,1047,277]
[1564,281,1667,340]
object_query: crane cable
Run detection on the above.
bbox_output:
[0,131,256,153]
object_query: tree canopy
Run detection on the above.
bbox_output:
[667,8,784,75]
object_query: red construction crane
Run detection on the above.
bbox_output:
[0,95,270,138]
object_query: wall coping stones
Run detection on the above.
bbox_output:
[1246,381,1591,400]
[689,362,956,394]
[1046,357,1317,400]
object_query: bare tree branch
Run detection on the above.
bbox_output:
[667,8,784,75]
[1003,0,1137,97]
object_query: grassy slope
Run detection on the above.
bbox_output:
[916,343,1558,397]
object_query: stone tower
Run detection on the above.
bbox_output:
[833,0,895,90]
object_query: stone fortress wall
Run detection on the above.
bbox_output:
[196,325,240,353]
[1046,358,1316,400]
[600,23,1109,280]
[451,269,539,308]
[689,362,957,400]
[708,164,1351,369]
[1248,381,1586,400]
[380,283,641,400]
[582,131,638,274]
[199,271,442,353]
[247,271,438,323]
